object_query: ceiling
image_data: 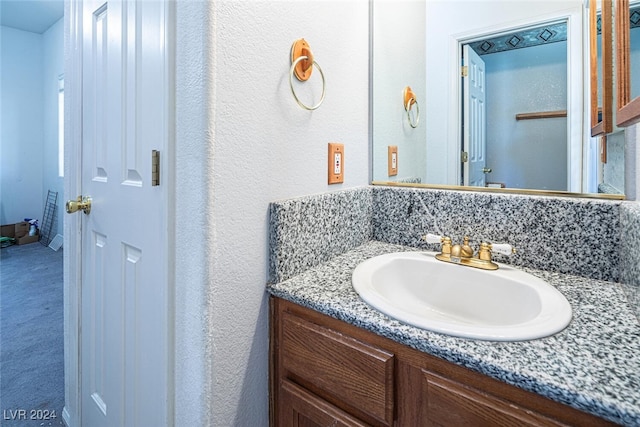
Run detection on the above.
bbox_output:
[1,1,64,34]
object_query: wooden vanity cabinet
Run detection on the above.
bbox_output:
[270,297,617,427]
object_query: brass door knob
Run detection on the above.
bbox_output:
[66,196,92,215]
[482,167,492,173]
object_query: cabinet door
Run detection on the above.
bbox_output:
[279,380,371,427]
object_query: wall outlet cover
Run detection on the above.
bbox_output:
[328,142,344,184]
[388,145,398,176]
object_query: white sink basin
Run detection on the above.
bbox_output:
[352,252,572,341]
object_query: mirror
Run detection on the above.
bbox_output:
[371,0,623,199]
[591,0,613,135]
[616,0,640,126]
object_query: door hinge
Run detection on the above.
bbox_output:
[461,66,468,77]
[461,151,469,163]
[152,150,160,186]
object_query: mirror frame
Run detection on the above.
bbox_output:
[591,0,613,135]
[370,181,626,199]
[616,0,640,126]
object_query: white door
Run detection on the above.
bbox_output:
[462,45,487,187]
[77,0,169,425]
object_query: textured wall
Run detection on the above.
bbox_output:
[0,21,63,234]
[42,19,64,237]
[209,2,370,423]
[0,26,44,226]
[174,1,371,425]
[174,2,215,425]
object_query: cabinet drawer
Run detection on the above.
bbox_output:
[279,379,370,427]
[280,311,394,426]
[423,370,565,426]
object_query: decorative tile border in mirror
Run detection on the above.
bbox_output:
[467,22,566,55]
[630,3,640,29]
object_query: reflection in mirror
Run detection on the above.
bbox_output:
[371,0,624,199]
[371,0,427,186]
[616,0,640,126]
[634,4,640,99]
[462,22,568,191]
[591,0,613,136]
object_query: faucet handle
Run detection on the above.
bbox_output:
[422,233,444,244]
[478,242,515,262]
[490,243,516,256]
[423,234,452,256]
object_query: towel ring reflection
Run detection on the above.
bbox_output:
[405,99,420,128]
[403,86,420,128]
[289,55,326,110]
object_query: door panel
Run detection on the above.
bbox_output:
[88,232,107,417]
[90,2,109,181]
[79,1,168,426]
[463,45,487,187]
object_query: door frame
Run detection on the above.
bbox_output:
[448,6,585,191]
[63,0,83,424]
[63,2,175,425]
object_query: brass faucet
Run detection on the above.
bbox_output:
[422,234,515,271]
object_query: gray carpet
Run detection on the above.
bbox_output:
[0,243,65,426]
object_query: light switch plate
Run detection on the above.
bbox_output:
[328,142,344,184]
[388,145,398,176]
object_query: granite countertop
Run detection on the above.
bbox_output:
[267,241,640,426]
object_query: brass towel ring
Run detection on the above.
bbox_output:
[403,86,420,128]
[289,39,326,111]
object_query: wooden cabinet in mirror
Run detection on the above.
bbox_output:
[616,0,640,126]
[591,0,613,135]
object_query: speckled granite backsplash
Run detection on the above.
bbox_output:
[268,188,373,283]
[267,186,640,319]
[621,203,640,320]
[372,187,622,282]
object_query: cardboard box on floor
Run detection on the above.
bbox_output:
[0,222,39,245]
[0,224,13,238]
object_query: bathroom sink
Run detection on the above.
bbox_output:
[351,252,572,341]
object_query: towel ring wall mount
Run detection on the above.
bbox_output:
[289,38,326,110]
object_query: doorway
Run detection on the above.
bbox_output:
[0,1,66,424]
[460,21,570,191]
[65,1,172,425]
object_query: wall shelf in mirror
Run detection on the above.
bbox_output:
[616,0,640,126]
[515,110,567,120]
